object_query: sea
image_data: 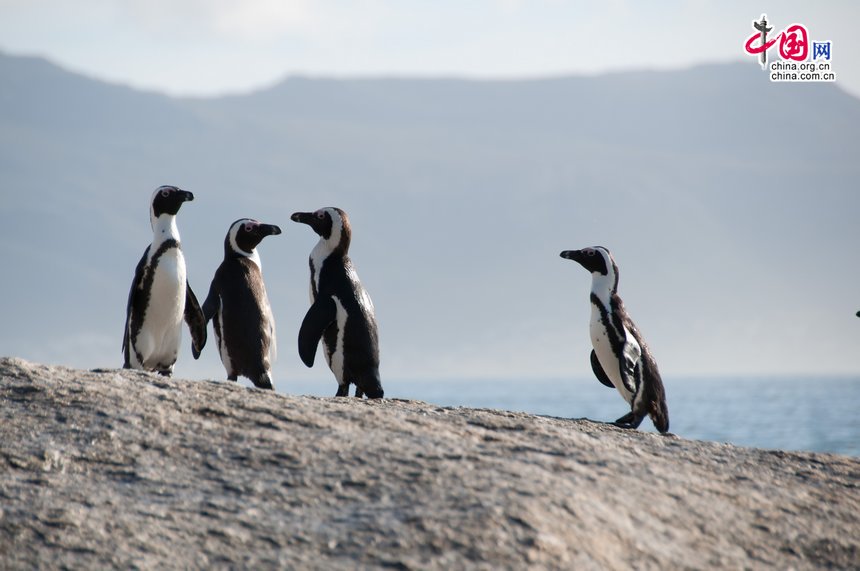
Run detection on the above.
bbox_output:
[282,376,860,457]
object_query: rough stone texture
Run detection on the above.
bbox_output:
[0,357,858,570]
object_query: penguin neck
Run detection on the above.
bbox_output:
[590,272,617,307]
[227,234,262,269]
[311,234,348,260]
[151,214,180,247]
[237,248,262,270]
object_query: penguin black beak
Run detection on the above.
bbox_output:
[261,224,282,236]
[560,249,582,262]
[291,212,313,225]
[180,190,194,202]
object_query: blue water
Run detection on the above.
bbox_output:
[281,376,860,457]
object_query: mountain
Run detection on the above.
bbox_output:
[1,52,859,390]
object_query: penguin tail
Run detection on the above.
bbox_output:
[641,349,670,434]
[649,396,670,434]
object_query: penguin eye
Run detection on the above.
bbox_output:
[160,189,171,198]
[316,212,325,220]
[244,223,254,232]
[586,249,595,257]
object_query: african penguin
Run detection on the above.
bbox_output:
[201,219,281,390]
[560,246,669,433]
[291,207,383,399]
[123,185,206,375]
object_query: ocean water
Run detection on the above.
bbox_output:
[282,376,860,457]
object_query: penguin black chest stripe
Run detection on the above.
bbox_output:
[317,255,379,368]
[308,258,319,299]
[126,238,180,363]
[129,239,180,343]
[590,292,626,355]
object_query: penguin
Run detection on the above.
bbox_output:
[291,207,383,399]
[123,185,206,375]
[560,246,669,433]
[201,219,281,390]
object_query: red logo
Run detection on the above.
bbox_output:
[744,14,809,68]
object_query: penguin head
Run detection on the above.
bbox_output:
[560,247,619,291]
[291,207,351,253]
[226,218,282,257]
[150,185,193,219]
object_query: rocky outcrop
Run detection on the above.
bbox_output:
[0,357,857,569]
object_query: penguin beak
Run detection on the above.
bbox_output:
[560,249,583,262]
[261,224,282,237]
[291,212,313,225]
[180,190,194,202]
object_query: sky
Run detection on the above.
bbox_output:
[0,0,858,98]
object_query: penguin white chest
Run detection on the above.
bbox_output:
[589,305,635,404]
[140,248,186,365]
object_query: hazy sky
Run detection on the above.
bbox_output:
[1,1,858,97]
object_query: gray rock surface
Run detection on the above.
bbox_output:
[1,357,858,569]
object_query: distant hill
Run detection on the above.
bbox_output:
[1,52,859,387]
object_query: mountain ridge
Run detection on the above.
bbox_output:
[1,51,858,382]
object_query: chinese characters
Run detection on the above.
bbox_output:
[744,15,809,65]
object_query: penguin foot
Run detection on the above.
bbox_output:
[157,369,173,377]
[354,386,364,399]
[227,374,238,382]
[612,411,644,430]
[335,384,350,397]
[356,378,384,399]
[364,388,384,399]
[253,373,274,391]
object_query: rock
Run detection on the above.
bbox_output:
[0,357,858,569]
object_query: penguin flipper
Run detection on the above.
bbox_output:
[201,279,219,323]
[122,247,149,362]
[184,283,207,359]
[619,341,641,394]
[298,296,336,367]
[590,350,615,388]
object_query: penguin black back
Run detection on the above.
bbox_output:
[202,219,281,389]
[291,207,382,399]
[560,246,669,433]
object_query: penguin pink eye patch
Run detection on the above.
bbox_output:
[243,220,260,232]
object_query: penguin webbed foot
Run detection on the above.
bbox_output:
[335,384,350,397]
[157,369,173,378]
[253,373,274,391]
[612,411,645,430]
[355,375,384,399]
